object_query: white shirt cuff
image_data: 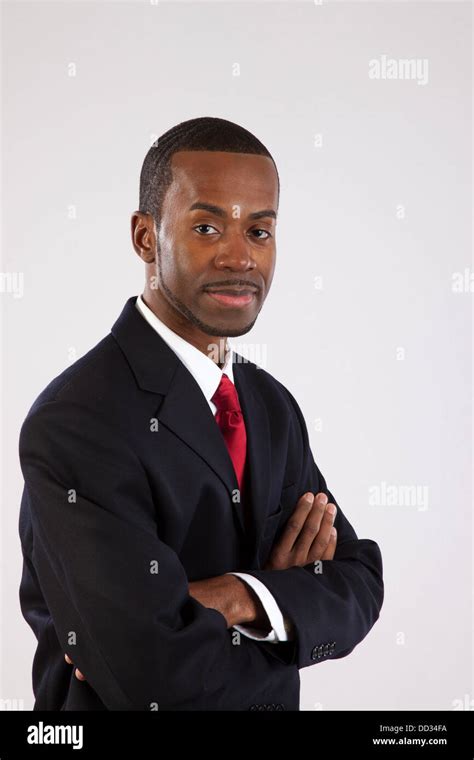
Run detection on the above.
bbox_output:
[225,572,290,643]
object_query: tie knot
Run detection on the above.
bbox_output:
[211,373,241,413]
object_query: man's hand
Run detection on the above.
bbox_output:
[189,574,270,631]
[264,491,337,570]
[64,654,86,681]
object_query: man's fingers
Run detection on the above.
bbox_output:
[307,504,337,562]
[265,491,337,570]
[320,526,337,560]
[292,493,330,558]
[276,492,316,554]
[64,653,86,681]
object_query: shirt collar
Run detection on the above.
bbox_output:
[135,295,235,403]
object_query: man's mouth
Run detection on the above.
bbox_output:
[203,287,257,308]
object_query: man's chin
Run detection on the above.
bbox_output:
[200,318,258,338]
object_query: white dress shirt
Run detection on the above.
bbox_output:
[135,294,289,643]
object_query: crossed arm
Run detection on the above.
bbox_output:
[65,490,339,681]
[191,490,338,624]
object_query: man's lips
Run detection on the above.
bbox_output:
[203,288,257,308]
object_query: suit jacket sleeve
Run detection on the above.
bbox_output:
[243,387,384,670]
[18,399,280,711]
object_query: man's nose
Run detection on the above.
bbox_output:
[214,233,256,270]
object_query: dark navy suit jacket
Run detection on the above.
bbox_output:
[18,295,384,710]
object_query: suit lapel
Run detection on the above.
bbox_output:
[233,359,272,557]
[156,361,246,532]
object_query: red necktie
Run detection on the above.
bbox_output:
[211,373,247,493]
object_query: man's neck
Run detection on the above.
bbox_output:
[141,292,229,367]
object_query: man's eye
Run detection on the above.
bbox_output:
[194,224,219,235]
[251,229,272,240]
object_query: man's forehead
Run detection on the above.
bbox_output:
[169,150,278,199]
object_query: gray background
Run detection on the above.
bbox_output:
[1,0,472,710]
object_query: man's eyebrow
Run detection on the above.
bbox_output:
[249,209,277,221]
[188,202,277,221]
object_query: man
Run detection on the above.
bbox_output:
[18,117,384,711]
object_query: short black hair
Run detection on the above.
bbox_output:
[139,116,279,231]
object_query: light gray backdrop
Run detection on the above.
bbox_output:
[1,0,472,711]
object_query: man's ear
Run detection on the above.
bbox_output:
[131,211,156,263]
